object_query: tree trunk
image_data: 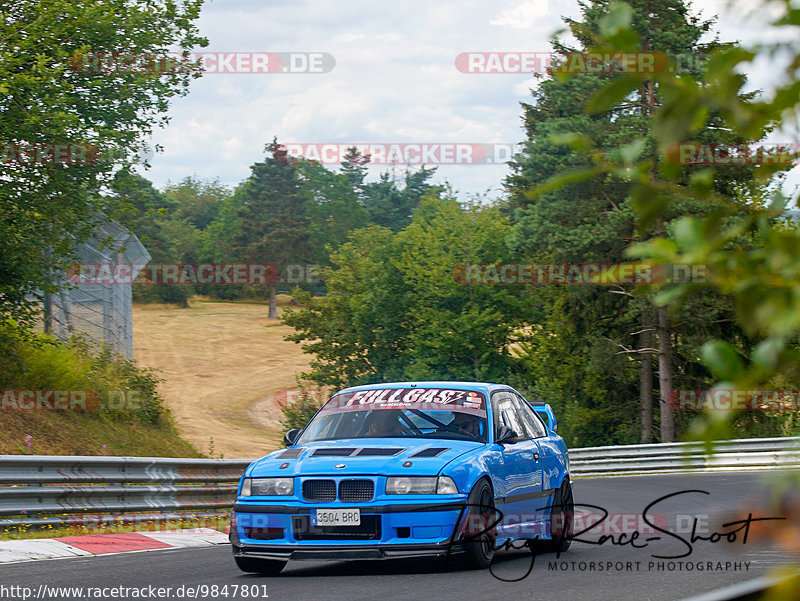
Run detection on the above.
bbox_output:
[639,323,654,443]
[656,305,675,442]
[268,286,278,319]
[43,291,52,333]
[643,77,673,441]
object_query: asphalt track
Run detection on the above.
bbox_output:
[1,472,797,601]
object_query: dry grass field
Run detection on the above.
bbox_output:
[132,296,313,458]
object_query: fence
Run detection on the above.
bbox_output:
[569,436,800,476]
[43,218,150,359]
[0,456,250,531]
[1,437,798,530]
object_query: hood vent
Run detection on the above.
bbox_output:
[309,447,406,457]
[311,448,358,457]
[277,447,305,458]
[356,448,404,456]
[410,447,449,458]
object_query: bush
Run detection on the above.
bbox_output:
[132,283,192,307]
[0,325,171,427]
[279,388,327,443]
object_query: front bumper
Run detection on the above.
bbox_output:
[233,541,464,561]
[231,500,467,560]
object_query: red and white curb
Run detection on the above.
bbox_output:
[0,528,229,564]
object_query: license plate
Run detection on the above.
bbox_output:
[312,508,361,526]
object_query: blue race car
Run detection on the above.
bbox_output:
[230,381,573,575]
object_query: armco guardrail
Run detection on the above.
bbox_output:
[2,437,798,530]
[569,436,800,477]
[0,455,252,530]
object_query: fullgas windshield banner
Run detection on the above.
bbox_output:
[322,388,486,416]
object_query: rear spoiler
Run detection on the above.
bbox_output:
[528,401,558,432]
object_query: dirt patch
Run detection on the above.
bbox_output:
[132,296,313,458]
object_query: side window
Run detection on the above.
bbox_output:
[513,394,548,438]
[491,391,529,440]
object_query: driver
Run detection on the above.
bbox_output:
[450,412,481,438]
[365,410,405,437]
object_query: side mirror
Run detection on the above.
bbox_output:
[284,428,300,446]
[495,425,520,445]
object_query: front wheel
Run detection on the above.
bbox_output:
[462,479,497,569]
[234,556,286,575]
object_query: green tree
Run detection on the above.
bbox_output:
[106,172,194,306]
[505,0,769,443]
[0,0,206,326]
[233,140,312,318]
[362,168,438,232]
[394,192,528,381]
[340,147,371,194]
[283,225,410,386]
[538,1,800,594]
[164,176,229,230]
[284,191,529,388]
[559,1,800,430]
[296,161,370,265]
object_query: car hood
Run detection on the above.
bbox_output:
[247,438,483,477]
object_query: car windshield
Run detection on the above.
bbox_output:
[297,387,488,443]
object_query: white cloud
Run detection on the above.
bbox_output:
[138,0,798,197]
[331,33,366,42]
[490,0,551,28]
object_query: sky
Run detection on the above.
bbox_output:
[139,0,800,200]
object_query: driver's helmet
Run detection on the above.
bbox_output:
[364,409,404,436]
[451,412,481,436]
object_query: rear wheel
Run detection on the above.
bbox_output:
[234,556,286,575]
[462,479,497,569]
[536,478,573,553]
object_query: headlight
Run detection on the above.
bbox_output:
[436,476,459,494]
[239,477,294,496]
[386,476,459,495]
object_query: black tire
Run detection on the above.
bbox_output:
[234,556,286,575]
[537,478,573,553]
[462,478,497,569]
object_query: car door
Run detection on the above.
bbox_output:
[512,393,558,529]
[488,391,543,540]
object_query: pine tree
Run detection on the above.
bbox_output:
[362,168,438,232]
[234,140,312,318]
[340,147,371,193]
[505,0,763,442]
